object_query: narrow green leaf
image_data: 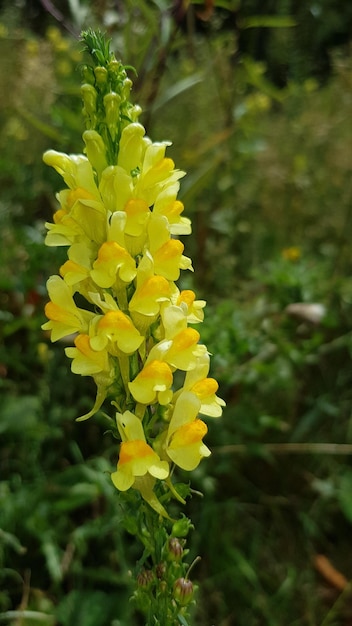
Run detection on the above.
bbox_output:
[241,15,297,29]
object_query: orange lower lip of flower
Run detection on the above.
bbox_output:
[155,239,184,261]
[60,260,84,277]
[192,378,219,397]
[98,310,132,331]
[138,275,171,299]
[45,301,75,323]
[97,241,129,262]
[171,328,200,351]
[67,187,95,208]
[74,333,94,356]
[139,360,173,382]
[119,440,154,465]
[53,208,67,224]
[177,290,195,307]
[170,419,208,448]
[167,200,184,218]
[124,198,149,218]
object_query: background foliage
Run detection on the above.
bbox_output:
[2,1,352,624]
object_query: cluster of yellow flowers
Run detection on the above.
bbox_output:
[42,35,224,513]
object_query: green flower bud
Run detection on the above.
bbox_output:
[171,516,193,538]
[122,77,133,99]
[168,537,183,562]
[81,64,95,85]
[94,66,108,87]
[129,104,142,122]
[104,92,121,140]
[82,130,108,178]
[108,58,124,88]
[173,577,194,606]
[81,83,97,121]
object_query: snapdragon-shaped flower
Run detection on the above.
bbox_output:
[42,28,224,517]
[111,411,169,491]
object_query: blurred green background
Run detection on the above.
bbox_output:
[2,1,352,624]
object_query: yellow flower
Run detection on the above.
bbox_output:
[165,328,206,371]
[182,353,226,418]
[147,306,207,371]
[43,151,107,247]
[281,246,301,262]
[129,274,171,318]
[99,165,133,213]
[116,123,185,207]
[175,289,206,324]
[90,310,143,354]
[123,198,150,256]
[111,411,169,491]
[166,391,211,471]
[147,215,193,281]
[117,123,149,173]
[65,333,110,375]
[129,360,173,405]
[42,275,94,341]
[90,241,136,288]
[153,185,191,236]
[124,198,150,236]
[43,150,99,195]
[59,242,94,288]
[45,187,106,248]
[189,378,225,418]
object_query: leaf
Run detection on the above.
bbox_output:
[42,540,63,584]
[0,396,45,437]
[152,74,203,112]
[240,15,297,29]
[0,528,26,554]
[337,471,352,525]
[55,591,115,626]
[0,610,55,624]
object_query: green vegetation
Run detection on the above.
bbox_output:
[2,1,352,624]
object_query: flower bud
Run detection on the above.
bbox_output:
[130,104,142,122]
[81,64,95,85]
[168,537,183,562]
[137,569,154,589]
[171,517,193,538]
[94,66,108,87]
[107,58,123,87]
[82,130,108,178]
[122,77,133,99]
[156,562,166,579]
[173,578,194,606]
[104,92,121,140]
[81,84,97,120]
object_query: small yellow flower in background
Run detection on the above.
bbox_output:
[282,246,301,262]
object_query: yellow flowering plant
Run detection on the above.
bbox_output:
[42,29,224,625]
